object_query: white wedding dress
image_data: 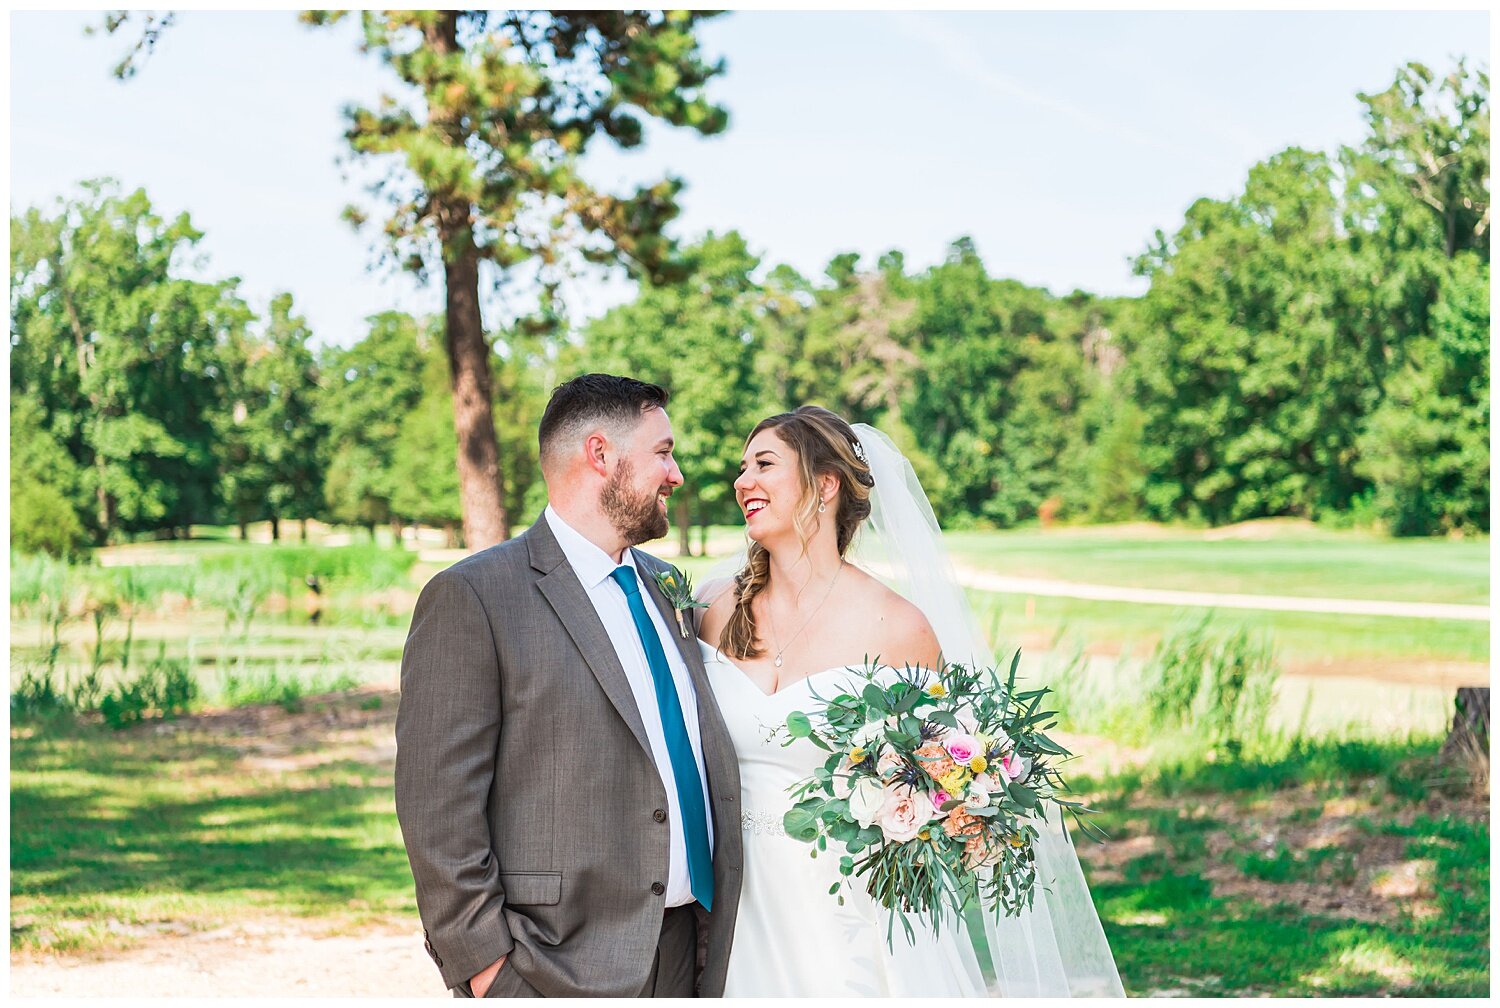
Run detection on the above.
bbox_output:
[703,644,987,997]
[699,423,1124,998]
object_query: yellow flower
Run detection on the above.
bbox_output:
[925,682,947,698]
[939,767,972,794]
[917,828,931,841]
[1008,834,1026,848]
[663,574,677,587]
[969,755,988,774]
[848,746,867,765]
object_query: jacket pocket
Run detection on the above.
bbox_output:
[501,871,562,906]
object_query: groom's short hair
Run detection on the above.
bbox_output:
[539,373,670,470]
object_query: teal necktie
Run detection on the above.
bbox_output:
[609,565,714,911]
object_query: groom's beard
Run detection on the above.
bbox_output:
[602,460,671,545]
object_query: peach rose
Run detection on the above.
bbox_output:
[943,807,984,841]
[913,743,955,782]
[875,785,935,843]
[876,748,906,780]
[963,832,1002,870]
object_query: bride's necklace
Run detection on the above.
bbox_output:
[766,561,845,670]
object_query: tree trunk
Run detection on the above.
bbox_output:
[429,11,508,553]
[300,518,309,543]
[676,493,693,557]
[1439,687,1489,765]
[269,514,281,542]
[238,518,248,541]
[444,248,509,551]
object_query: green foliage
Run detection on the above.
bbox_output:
[1137,617,1279,750]
[1125,61,1487,534]
[316,311,426,531]
[310,10,728,289]
[387,334,464,531]
[11,181,251,540]
[98,649,197,728]
[218,293,328,538]
[1356,253,1489,534]
[218,666,362,714]
[10,399,90,557]
[11,665,71,720]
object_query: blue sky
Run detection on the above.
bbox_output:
[9,10,1489,348]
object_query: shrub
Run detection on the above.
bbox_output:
[11,665,70,720]
[98,652,198,729]
[1138,617,1279,750]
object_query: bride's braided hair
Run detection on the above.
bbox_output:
[720,405,875,660]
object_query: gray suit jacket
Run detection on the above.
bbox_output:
[394,516,743,996]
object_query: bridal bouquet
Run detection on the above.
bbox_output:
[776,651,1097,946]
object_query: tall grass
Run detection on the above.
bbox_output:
[1043,615,1281,758]
[10,542,413,728]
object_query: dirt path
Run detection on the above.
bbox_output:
[9,920,448,997]
[954,566,1490,622]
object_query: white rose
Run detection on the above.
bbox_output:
[848,777,887,828]
[965,771,998,808]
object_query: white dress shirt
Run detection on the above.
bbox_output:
[544,507,714,907]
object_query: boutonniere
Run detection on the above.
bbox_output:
[652,566,709,638]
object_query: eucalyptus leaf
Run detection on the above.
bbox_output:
[782,807,819,842]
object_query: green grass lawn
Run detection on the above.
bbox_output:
[10,695,414,954]
[1075,738,1489,996]
[967,590,1490,667]
[941,524,1490,605]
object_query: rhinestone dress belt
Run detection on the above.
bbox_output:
[740,808,787,837]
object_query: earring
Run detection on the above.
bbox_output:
[818,500,827,514]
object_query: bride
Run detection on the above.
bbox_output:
[696,405,1123,997]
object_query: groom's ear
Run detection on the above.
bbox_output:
[584,431,611,477]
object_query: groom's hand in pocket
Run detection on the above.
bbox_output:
[471,955,506,998]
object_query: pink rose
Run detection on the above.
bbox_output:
[995,752,1024,783]
[875,784,935,843]
[943,733,981,763]
[931,789,952,810]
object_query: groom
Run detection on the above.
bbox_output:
[395,374,742,997]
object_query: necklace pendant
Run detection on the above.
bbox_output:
[774,655,783,668]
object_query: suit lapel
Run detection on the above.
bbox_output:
[529,520,655,763]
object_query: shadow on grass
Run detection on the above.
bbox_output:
[11,717,415,951]
[1072,735,1489,996]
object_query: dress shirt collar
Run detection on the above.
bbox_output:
[544,505,640,590]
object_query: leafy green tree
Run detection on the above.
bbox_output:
[298,9,729,550]
[317,312,427,537]
[10,398,90,557]
[1127,149,1381,524]
[581,232,765,553]
[900,239,1094,526]
[1356,253,1489,534]
[756,253,920,425]
[388,342,464,541]
[219,293,327,540]
[10,181,244,541]
[1353,60,1489,262]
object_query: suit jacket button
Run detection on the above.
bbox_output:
[651,882,665,896]
[653,808,667,823]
